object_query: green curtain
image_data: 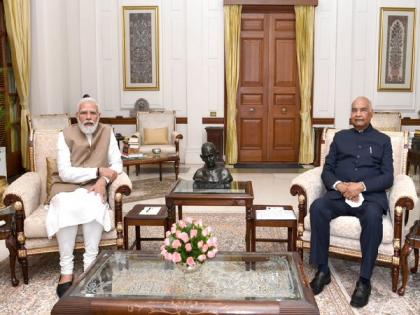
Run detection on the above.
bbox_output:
[224,5,241,165]
[4,0,31,169]
[295,6,314,164]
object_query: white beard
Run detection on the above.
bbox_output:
[78,119,99,135]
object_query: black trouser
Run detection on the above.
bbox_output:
[309,197,383,279]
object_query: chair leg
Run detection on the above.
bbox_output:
[412,248,419,273]
[298,248,303,261]
[5,235,19,286]
[18,256,29,284]
[392,264,399,292]
[398,242,411,296]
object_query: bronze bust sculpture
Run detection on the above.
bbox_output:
[193,142,233,188]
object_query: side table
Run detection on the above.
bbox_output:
[249,204,297,252]
[0,205,18,286]
[397,220,419,296]
[124,204,170,250]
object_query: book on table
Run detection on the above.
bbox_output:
[256,207,296,220]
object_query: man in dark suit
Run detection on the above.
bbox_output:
[309,96,393,308]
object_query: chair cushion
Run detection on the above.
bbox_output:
[143,127,169,145]
[24,205,116,238]
[304,212,394,244]
[46,157,62,203]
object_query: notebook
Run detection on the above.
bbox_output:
[256,207,296,220]
[139,206,161,215]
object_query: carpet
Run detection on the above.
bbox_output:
[124,177,176,203]
[0,212,418,314]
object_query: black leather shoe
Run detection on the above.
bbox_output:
[350,281,371,308]
[310,270,331,295]
[56,280,73,298]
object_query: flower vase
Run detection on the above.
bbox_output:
[176,262,202,274]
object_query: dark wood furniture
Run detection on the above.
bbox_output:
[407,149,420,175]
[0,205,17,286]
[123,204,169,250]
[165,179,254,251]
[122,153,180,180]
[205,126,224,161]
[398,220,420,296]
[250,204,297,252]
[51,250,319,315]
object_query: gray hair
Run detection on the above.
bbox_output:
[76,97,101,113]
[352,96,372,111]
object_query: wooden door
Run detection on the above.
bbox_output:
[237,7,300,163]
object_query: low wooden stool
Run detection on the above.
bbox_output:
[249,204,297,252]
[124,204,170,250]
[398,220,420,296]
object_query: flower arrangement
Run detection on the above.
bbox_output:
[161,217,218,268]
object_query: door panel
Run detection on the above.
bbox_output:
[237,13,268,162]
[237,8,300,163]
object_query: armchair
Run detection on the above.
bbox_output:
[2,128,132,286]
[290,128,417,292]
[371,111,402,131]
[133,110,183,175]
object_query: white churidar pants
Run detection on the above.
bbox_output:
[55,220,104,274]
[46,188,111,275]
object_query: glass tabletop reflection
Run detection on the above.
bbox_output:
[71,251,303,302]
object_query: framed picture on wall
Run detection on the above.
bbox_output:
[122,6,159,91]
[377,7,416,91]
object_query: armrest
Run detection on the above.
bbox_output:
[107,172,132,209]
[388,174,418,226]
[172,131,183,153]
[3,172,41,218]
[290,167,325,211]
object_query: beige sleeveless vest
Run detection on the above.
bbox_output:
[49,123,111,200]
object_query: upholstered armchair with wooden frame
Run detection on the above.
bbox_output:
[290,128,417,292]
[136,110,183,155]
[2,123,132,286]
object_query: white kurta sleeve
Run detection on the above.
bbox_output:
[57,132,97,183]
[108,129,123,174]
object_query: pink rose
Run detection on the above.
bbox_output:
[190,229,198,238]
[171,226,177,234]
[180,232,189,243]
[207,250,216,258]
[207,226,213,233]
[185,243,192,252]
[185,217,193,224]
[198,254,207,262]
[160,248,167,256]
[186,256,195,267]
[202,228,209,237]
[197,240,203,248]
[164,238,170,246]
[172,252,182,263]
[207,237,217,247]
[160,245,166,251]
[172,239,182,249]
[164,252,173,261]
[165,231,171,237]
[202,244,209,252]
[176,231,182,239]
[178,220,186,228]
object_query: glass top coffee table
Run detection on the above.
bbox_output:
[165,179,254,251]
[52,251,319,314]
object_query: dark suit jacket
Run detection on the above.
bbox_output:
[321,125,394,211]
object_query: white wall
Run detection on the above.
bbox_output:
[313,0,420,129]
[30,0,420,161]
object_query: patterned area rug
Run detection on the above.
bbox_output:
[124,177,176,203]
[1,213,417,314]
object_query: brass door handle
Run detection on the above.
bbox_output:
[249,107,255,112]
[281,107,287,113]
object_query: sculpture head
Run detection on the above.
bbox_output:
[200,142,218,169]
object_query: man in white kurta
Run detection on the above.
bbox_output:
[46,96,122,297]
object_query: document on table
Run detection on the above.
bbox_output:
[139,206,161,215]
[256,207,296,220]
